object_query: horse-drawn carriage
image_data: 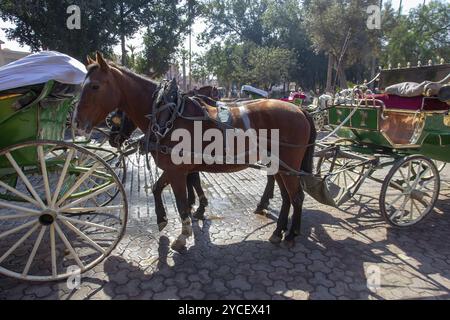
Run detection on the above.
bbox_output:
[0,52,128,281]
[1,51,449,283]
[317,62,450,227]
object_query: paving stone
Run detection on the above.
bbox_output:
[227,275,252,291]
[2,155,450,300]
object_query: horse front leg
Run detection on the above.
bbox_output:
[187,173,197,211]
[168,172,192,252]
[152,172,169,231]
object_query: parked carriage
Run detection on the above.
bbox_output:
[318,62,450,227]
[0,52,128,281]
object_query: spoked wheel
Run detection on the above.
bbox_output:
[75,128,127,206]
[422,160,446,180]
[312,111,325,131]
[316,150,366,196]
[380,155,440,228]
[0,140,128,281]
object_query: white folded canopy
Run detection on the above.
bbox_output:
[241,85,269,98]
[0,51,87,92]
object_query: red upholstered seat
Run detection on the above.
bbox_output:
[365,94,449,111]
[280,92,306,103]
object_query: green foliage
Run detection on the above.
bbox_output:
[0,0,118,60]
[247,46,295,90]
[137,0,195,77]
[1,0,448,89]
[0,0,193,76]
[381,0,450,66]
[200,0,327,89]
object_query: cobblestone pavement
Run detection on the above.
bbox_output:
[1,147,450,300]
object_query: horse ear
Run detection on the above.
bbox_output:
[96,51,109,71]
[86,55,95,66]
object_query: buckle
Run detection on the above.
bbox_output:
[152,124,160,134]
[159,145,170,155]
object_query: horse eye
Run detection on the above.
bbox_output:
[91,84,100,90]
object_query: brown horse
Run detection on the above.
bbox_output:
[187,86,220,100]
[75,53,316,251]
[107,86,274,220]
[107,85,223,219]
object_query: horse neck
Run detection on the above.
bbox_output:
[111,68,158,131]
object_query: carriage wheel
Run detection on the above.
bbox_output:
[316,151,366,197]
[74,128,127,206]
[83,133,127,206]
[380,156,440,228]
[313,112,325,131]
[0,140,128,281]
[423,160,446,180]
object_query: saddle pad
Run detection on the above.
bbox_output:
[216,102,233,126]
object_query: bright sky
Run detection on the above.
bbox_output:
[0,0,440,55]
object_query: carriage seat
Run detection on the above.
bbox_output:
[365,94,449,111]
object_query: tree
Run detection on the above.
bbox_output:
[109,0,149,65]
[201,0,328,89]
[138,0,197,77]
[200,0,270,46]
[0,0,195,73]
[191,53,210,86]
[247,46,295,90]
[0,0,118,60]
[381,0,450,66]
[305,0,381,89]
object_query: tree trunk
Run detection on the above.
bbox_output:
[338,65,348,90]
[326,53,333,93]
[120,4,126,66]
[182,55,187,92]
[121,34,126,66]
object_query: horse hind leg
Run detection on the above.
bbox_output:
[269,174,290,245]
[255,175,276,215]
[190,173,208,220]
[281,175,305,248]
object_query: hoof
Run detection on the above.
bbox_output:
[193,209,206,220]
[283,239,295,249]
[269,234,282,244]
[171,238,187,252]
[158,221,168,232]
[254,208,268,216]
[181,218,193,237]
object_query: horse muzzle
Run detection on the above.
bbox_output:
[72,118,93,139]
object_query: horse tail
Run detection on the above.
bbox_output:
[301,111,317,174]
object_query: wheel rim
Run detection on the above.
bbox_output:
[381,156,440,227]
[0,141,127,281]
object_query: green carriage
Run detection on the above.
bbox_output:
[321,62,450,228]
[0,52,128,281]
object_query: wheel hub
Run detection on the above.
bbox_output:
[410,189,426,202]
[39,210,57,226]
